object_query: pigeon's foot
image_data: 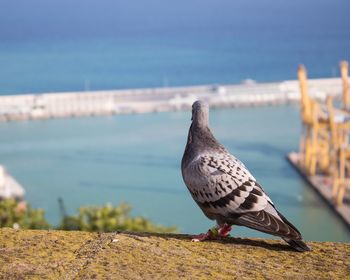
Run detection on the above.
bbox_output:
[191,224,232,242]
[218,223,232,237]
[191,231,214,242]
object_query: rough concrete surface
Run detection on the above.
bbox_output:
[0,228,349,279]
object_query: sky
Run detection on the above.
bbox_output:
[0,0,349,40]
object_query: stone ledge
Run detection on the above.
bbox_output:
[0,228,349,279]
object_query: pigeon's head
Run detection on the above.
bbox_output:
[191,100,209,127]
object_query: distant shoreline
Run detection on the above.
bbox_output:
[0,78,344,122]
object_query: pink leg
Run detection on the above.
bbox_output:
[218,223,232,237]
[191,223,232,242]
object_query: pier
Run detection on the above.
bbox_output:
[287,152,350,228]
[0,78,345,122]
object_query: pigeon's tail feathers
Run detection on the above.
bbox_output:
[236,208,310,252]
[275,209,303,239]
[282,238,311,252]
[236,209,302,240]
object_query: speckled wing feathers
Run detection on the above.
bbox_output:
[183,153,270,215]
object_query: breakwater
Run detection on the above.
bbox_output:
[0,78,344,122]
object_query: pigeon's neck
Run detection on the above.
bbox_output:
[192,111,209,128]
[192,124,218,146]
[185,123,222,156]
[182,121,224,170]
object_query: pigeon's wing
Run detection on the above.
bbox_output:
[183,153,302,240]
[183,153,270,214]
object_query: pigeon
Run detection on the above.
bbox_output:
[181,100,310,252]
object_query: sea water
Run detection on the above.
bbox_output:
[0,1,350,94]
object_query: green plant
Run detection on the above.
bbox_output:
[0,198,177,233]
[0,199,50,229]
[58,202,177,233]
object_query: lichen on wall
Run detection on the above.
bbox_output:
[0,228,349,279]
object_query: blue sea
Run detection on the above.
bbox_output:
[0,0,349,241]
[0,0,350,94]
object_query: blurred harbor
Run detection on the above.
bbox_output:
[1,64,350,238]
[288,62,350,228]
[2,102,350,241]
[0,78,345,122]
